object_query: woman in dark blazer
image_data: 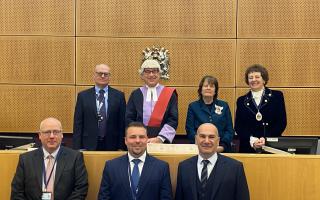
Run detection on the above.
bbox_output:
[235,64,287,153]
[186,75,234,152]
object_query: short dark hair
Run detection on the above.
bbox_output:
[197,75,219,100]
[245,64,269,85]
[125,122,146,136]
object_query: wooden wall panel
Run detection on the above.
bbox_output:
[0,0,75,35]
[236,88,320,136]
[77,38,236,87]
[77,86,235,136]
[77,0,236,38]
[0,85,75,132]
[0,0,320,137]
[238,0,320,38]
[0,36,75,84]
[236,39,320,87]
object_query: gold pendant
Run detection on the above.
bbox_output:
[256,112,263,121]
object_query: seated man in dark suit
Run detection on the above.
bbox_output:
[175,123,250,200]
[11,117,88,200]
[98,122,173,200]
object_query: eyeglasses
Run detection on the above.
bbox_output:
[95,72,111,77]
[40,130,62,136]
[143,69,159,74]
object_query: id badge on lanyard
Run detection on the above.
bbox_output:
[41,192,52,200]
[42,149,61,199]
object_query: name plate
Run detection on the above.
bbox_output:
[262,145,292,155]
[147,143,198,154]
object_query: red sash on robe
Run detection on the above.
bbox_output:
[148,87,175,127]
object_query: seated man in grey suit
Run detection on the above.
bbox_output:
[11,117,88,200]
[98,122,173,200]
[175,123,250,200]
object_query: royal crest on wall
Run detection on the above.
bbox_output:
[142,46,170,80]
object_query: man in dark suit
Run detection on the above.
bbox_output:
[98,122,173,200]
[11,117,88,200]
[73,64,126,150]
[126,59,178,144]
[175,123,250,200]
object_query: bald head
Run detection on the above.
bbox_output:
[196,123,220,159]
[39,117,62,132]
[39,117,63,153]
[196,123,219,137]
[95,64,110,71]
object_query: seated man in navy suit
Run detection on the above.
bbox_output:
[175,123,250,200]
[98,122,173,200]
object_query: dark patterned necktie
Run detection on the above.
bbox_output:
[97,89,106,137]
[200,159,210,199]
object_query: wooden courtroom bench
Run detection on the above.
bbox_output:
[1,151,320,200]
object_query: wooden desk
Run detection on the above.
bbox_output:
[1,151,320,200]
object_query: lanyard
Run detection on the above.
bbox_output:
[42,150,60,191]
[96,94,105,112]
[97,101,104,113]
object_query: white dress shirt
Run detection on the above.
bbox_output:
[197,153,218,180]
[251,89,264,105]
[128,151,147,177]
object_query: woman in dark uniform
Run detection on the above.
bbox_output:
[186,75,234,152]
[235,64,287,153]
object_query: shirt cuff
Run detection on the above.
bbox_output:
[250,136,259,148]
[157,136,165,143]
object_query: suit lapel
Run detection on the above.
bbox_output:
[243,91,258,114]
[189,156,199,200]
[33,149,44,190]
[54,147,66,188]
[136,155,153,198]
[210,154,227,200]
[106,87,114,121]
[260,88,272,110]
[200,100,211,115]
[244,88,272,114]
[118,155,134,199]
[89,87,98,116]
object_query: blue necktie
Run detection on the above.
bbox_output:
[131,159,141,195]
